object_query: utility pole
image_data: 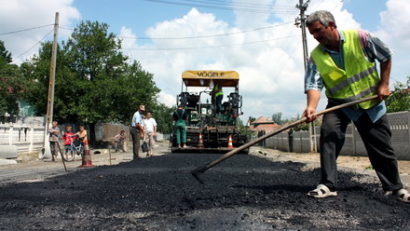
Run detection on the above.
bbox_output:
[42,12,59,158]
[295,0,317,152]
[296,0,310,70]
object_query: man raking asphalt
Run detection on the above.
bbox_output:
[191,94,379,184]
[193,10,410,204]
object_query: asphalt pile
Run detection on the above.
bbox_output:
[0,153,409,230]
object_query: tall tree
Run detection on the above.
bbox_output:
[151,104,175,134]
[272,112,284,125]
[64,21,126,81]
[0,40,24,121]
[21,21,162,143]
[0,41,12,65]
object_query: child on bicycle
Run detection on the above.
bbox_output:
[62,125,77,151]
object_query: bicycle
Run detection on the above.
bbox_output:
[63,135,83,162]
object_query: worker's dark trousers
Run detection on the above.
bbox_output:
[320,107,403,192]
[216,95,223,113]
[130,127,140,160]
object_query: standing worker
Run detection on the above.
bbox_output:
[143,112,157,157]
[302,10,409,203]
[173,105,188,148]
[48,121,60,162]
[131,105,145,160]
[210,80,223,113]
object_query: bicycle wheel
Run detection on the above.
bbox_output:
[63,147,75,162]
[76,145,84,159]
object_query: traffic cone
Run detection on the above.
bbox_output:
[80,144,94,167]
[198,133,204,148]
[227,135,234,148]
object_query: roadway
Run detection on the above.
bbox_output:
[0,142,409,230]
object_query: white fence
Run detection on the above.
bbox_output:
[265,111,410,160]
[0,124,45,154]
[0,122,133,157]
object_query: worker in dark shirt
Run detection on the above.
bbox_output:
[173,105,188,148]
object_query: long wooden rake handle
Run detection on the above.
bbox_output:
[56,142,68,172]
[191,94,380,184]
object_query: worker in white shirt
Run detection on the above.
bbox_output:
[142,112,157,157]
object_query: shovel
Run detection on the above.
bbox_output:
[191,94,382,184]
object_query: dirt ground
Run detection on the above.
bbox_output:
[0,143,409,230]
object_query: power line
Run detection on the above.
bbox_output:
[122,34,299,51]
[204,0,294,7]
[144,0,297,14]
[177,0,295,11]
[14,29,54,60]
[0,24,53,36]
[59,25,74,31]
[119,22,294,40]
[59,22,293,40]
[198,0,288,8]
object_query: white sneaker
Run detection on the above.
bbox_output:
[307,184,338,198]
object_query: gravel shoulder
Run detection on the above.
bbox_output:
[253,146,410,187]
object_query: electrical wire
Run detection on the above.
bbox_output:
[59,22,293,40]
[14,29,54,60]
[119,21,294,40]
[177,0,294,11]
[144,0,297,14]
[59,25,75,31]
[202,0,294,8]
[0,24,53,36]
[122,34,299,51]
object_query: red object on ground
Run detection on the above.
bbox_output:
[80,145,94,167]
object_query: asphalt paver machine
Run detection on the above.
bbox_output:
[171,70,248,153]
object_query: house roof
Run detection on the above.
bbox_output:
[249,123,280,132]
[251,116,274,125]
[249,116,280,132]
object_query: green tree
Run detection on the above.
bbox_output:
[236,118,250,136]
[272,112,287,125]
[151,104,175,133]
[386,76,410,112]
[0,41,12,65]
[21,21,162,143]
[21,42,62,119]
[0,41,24,121]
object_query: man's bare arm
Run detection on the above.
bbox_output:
[303,89,321,122]
[378,59,392,100]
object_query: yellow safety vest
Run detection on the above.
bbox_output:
[213,84,223,97]
[311,30,380,109]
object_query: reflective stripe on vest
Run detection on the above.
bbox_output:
[311,30,380,109]
[214,85,223,97]
[328,65,377,95]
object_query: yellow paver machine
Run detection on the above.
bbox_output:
[171,70,248,153]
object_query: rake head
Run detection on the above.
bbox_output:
[190,166,208,184]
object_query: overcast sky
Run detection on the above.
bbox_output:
[1,0,409,121]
